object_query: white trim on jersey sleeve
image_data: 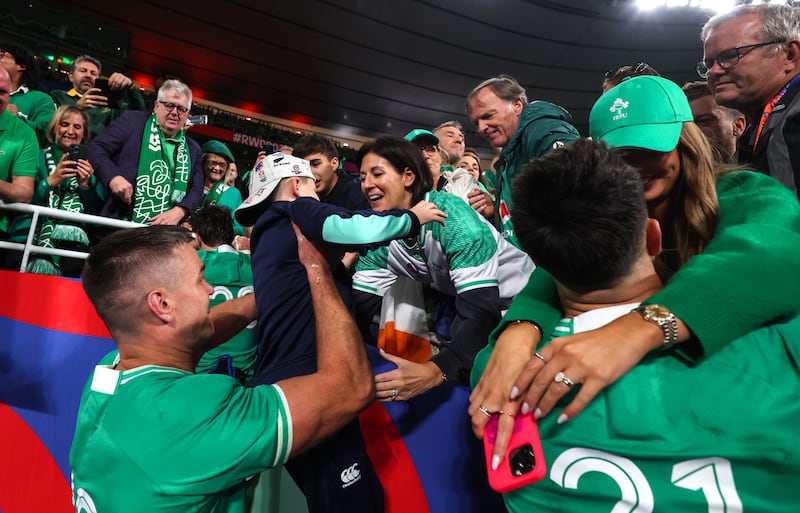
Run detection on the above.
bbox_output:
[271,383,294,465]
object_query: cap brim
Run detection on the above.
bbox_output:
[601,122,683,153]
[412,134,438,146]
[234,180,280,226]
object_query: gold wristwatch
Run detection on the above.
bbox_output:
[633,304,678,350]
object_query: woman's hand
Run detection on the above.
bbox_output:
[410,200,447,226]
[47,154,81,188]
[516,312,663,424]
[468,322,540,436]
[374,350,443,401]
[74,158,95,189]
[468,322,540,468]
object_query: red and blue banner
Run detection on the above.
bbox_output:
[0,271,502,512]
[0,271,114,512]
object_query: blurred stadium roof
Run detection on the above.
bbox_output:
[18,0,721,151]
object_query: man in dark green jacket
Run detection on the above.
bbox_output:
[466,74,579,248]
[50,55,145,137]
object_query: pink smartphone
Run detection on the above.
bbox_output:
[483,412,547,493]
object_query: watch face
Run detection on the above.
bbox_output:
[646,304,671,320]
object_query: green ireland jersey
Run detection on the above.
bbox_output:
[196,246,256,382]
[479,306,800,513]
[353,190,534,303]
[70,359,292,513]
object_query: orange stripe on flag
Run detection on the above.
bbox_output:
[378,322,431,363]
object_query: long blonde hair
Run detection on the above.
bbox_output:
[670,122,721,266]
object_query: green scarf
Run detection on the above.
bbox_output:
[27,146,93,275]
[131,112,190,223]
[203,180,227,207]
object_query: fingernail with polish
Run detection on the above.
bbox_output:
[557,413,568,424]
[521,402,530,415]
[491,455,501,471]
[534,408,542,419]
[510,386,519,400]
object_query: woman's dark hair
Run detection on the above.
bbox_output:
[356,135,433,205]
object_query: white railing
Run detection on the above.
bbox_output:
[0,201,143,272]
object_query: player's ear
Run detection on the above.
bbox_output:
[146,289,173,323]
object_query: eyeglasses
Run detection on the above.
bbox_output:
[157,100,190,114]
[696,41,784,78]
[418,145,438,154]
[206,160,227,169]
[604,62,651,80]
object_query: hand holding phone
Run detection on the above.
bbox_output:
[483,412,546,493]
[67,144,89,165]
[93,78,125,105]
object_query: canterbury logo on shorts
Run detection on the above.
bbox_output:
[340,463,362,488]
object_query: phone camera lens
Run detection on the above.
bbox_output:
[509,444,535,476]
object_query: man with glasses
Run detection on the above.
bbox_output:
[88,79,204,225]
[404,128,449,190]
[699,3,800,197]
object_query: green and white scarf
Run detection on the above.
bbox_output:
[203,180,228,207]
[27,146,91,275]
[131,112,191,223]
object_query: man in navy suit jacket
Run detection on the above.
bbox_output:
[88,79,203,224]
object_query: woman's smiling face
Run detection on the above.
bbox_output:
[620,147,681,217]
[360,152,415,211]
[56,112,86,150]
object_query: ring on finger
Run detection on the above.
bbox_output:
[478,405,493,418]
[533,352,546,363]
[390,388,398,401]
[554,371,575,388]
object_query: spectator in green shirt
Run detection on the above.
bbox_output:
[0,43,56,148]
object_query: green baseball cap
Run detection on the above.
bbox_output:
[201,139,235,163]
[404,128,439,145]
[589,76,693,153]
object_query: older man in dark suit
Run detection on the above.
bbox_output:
[88,79,203,224]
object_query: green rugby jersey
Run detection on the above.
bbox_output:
[353,190,533,302]
[70,358,292,513]
[196,246,256,382]
[474,306,800,512]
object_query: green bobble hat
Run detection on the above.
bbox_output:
[201,139,236,163]
[404,129,439,146]
[590,76,694,153]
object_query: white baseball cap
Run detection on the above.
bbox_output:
[234,152,315,226]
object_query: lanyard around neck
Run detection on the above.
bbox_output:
[754,75,800,150]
